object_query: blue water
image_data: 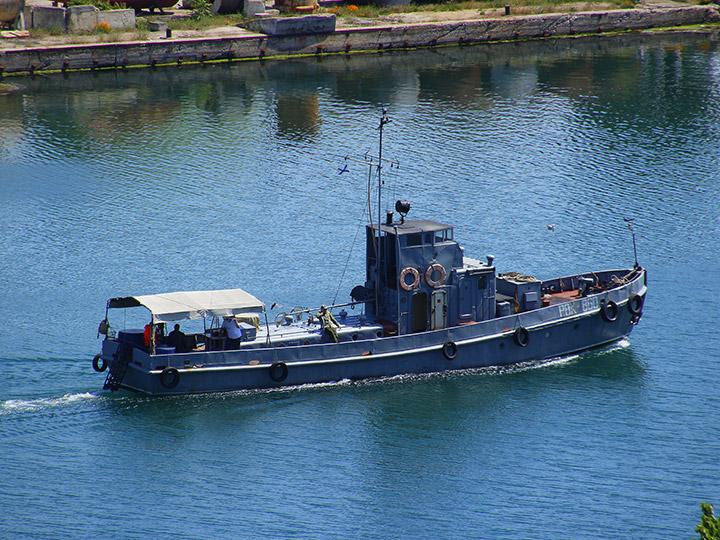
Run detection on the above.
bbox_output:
[1,33,719,539]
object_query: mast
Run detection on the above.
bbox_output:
[376,110,391,308]
[378,110,390,239]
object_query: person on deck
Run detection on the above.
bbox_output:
[144,322,165,349]
[222,316,243,350]
[317,305,341,343]
[167,324,189,353]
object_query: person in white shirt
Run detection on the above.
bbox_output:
[222,316,243,350]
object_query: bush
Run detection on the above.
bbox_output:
[696,503,720,540]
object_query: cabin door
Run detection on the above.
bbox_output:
[411,292,428,333]
[431,290,447,330]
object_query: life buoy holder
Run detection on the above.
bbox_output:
[513,327,530,347]
[269,361,288,382]
[442,340,458,360]
[601,300,618,322]
[399,267,421,291]
[425,263,447,288]
[92,353,107,373]
[628,295,644,317]
[160,367,180,389]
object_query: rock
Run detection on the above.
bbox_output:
[148,19,168,31]
[243,0,265,17]
[244,13,335,35]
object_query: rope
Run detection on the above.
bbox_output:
[332,206,368,306]
[499,271,537,283]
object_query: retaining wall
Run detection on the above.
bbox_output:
[1,5,718,75]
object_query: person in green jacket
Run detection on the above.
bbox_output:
[317,305,341,343]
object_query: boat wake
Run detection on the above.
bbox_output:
[0,392,98,415]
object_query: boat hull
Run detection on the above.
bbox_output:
[101,269,646,395]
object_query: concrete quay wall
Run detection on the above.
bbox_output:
[1,5,718,75]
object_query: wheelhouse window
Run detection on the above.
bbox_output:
[405,233,422,247]
[434,229,453,243]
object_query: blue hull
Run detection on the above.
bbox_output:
[100,268,646,395]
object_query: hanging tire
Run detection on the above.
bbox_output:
[160,367,180,389]
[442,340,458,360]
[628,294,644,317]
[601,300,619,322]
[269,361,288,382]
[92,353,107,373]
[513,327,530,347]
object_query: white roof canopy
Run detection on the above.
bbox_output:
[107,288,265,323]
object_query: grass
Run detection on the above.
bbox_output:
[166,12,246,30]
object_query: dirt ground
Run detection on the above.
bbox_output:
[0,0,701,50]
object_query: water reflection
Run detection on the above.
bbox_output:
[2,32,717,160]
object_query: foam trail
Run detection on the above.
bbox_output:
[0,392,98,415]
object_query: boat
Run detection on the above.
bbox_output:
[92,114,647,395]
[0,0,23,27]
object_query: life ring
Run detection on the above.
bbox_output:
[269,361,288,382]
[399,267,421,291]
[425,263,447,288]
[442,340,458,360]
[513,327,530,347]
[160,367,180,389]
[92,353,107,373]
[628,295,644,316]
[601,300,618,322]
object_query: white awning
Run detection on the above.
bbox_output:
[107,288,265,323]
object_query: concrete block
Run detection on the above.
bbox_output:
[148,19,168,31]
[30,5,65,30]
[97,8,135,30]
[245,13,335,35]
[243,0,265,17]
[65,5,98,31]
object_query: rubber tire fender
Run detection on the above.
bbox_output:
[92,353,107,373]
[601,300,619,322]
[442,340,458,360]
[513,327,530,347]
[628,294,644,317]
[160,367,180,389]
[269,361,289,383]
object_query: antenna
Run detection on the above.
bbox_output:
[377,109,391,238]
[334,112,398,316]
[623,217,639,268]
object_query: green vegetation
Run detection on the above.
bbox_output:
[167,12,246,29]
[65,0,126,10]
[696,503,720,540]
[190,0,213,18]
